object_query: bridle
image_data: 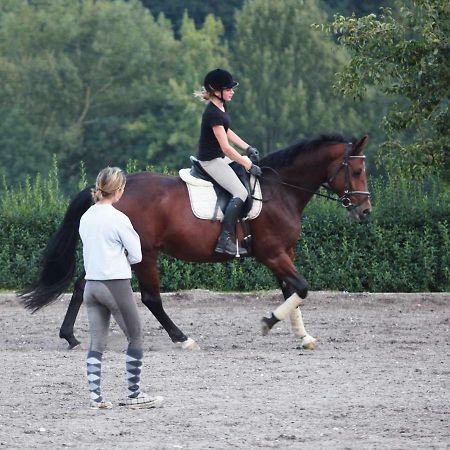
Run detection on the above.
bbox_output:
[258,143,371,209]
[326,142,371,208]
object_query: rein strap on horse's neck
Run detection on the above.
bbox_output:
[260,142,370,208]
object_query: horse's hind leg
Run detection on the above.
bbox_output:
[59,275,86,349]
[134,259,199,350]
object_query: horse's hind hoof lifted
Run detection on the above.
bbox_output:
[61,334,81,350]
[261,319,270,336]
[261,316,276,336]
[176,337,200,351]
[261,313,279,336]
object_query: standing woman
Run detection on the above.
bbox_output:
[196,68,262,256]
[79,167,163,409]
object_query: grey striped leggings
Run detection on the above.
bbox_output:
[84,279,143,353]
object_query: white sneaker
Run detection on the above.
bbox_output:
[121,392,164,409]
[89,400,113,410]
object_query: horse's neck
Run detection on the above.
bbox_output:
[276,148,332,214]
[282,151,329,190]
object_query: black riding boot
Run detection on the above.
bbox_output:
[215,197,248,256]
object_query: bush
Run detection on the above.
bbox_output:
[0,160,68,289]
[1,168,449,293]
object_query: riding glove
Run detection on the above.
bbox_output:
[248,164,262,177]
[246,146,260,164]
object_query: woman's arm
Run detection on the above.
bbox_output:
[212,125,252,170]
[118,217,142,265]
[227,128,249,150]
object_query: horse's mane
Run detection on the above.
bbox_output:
[260,133,352,169]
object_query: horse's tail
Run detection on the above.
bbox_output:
[20,186,94,312]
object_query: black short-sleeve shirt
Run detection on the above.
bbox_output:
[197,102,231,161]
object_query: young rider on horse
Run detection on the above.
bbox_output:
[79,167,164,409]
[196,68,262,256]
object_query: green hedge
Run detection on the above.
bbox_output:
[1,172,449,293]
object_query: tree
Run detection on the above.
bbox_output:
[130,12,231,169]
[0,0,178,186]
[139,1,391,38]
[326,0,450,180]
[231,0,380,155]
[322,0,391,17]
[140,0,244,39]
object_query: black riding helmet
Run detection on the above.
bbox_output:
[203,68,239,92]
[203,69,239,104]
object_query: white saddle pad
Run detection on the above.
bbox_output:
[179,168,263,221]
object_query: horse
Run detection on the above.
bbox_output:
[21,133,372,350]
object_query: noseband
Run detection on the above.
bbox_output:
[327,143,371,209]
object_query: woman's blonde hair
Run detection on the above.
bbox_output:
[193,87,212,103]
[92,166,126,202]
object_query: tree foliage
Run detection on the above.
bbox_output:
[138,12,230,168]
[0,0,179,185]
[231,0,382,155]
[140,0,243,39]
[0,0,233,184]
[326,0,450,180]
[139,0,392,38]
[1,0,443,186]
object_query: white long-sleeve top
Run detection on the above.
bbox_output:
[79,203,142,280]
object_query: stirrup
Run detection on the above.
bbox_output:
[234,238,248,258]
[215,237,248,257]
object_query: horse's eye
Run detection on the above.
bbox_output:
[353,170,362,177]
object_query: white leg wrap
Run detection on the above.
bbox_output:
[177,338,200,351]
[273,293,303,321]
[290,308,317,349]
[289,307,307,337]
[301,334,317,349]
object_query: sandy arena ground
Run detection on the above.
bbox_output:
[0,290,449,450]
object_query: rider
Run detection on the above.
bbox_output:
[196,68,262,256]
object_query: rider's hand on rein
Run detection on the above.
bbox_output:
[246,146,260,164]
[248,163,262,177]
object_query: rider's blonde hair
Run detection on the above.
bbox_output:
[92,167,126,202]
[193,88,212,103]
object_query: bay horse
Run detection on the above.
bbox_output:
[21,134,371,350]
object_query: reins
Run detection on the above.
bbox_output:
[256,166,342,203]
[253,143,371,209]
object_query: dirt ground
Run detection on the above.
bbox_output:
[0,290,449,450]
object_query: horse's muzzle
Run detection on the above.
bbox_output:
[348,199,372,220]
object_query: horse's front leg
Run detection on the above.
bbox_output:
[279,279,316,349]
[134,258,199,351]
[261,278,316,349]
[261,252,315,346]
[59,274,85,349]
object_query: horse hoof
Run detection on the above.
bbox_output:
[261,317,271,336]
[68,342,81,350]
[177,338,200,351]
[301,334,317,350]
[64,336,81,350]
[299,288,308,299]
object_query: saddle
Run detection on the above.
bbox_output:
[178,156,262,222]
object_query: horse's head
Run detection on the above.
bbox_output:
[327,136,372,220]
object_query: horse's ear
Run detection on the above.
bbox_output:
[353,135,369,155]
